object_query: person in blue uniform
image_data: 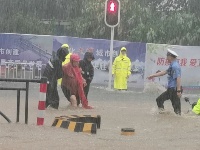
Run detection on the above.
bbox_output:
[147,49,182,115]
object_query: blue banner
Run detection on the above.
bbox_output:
[0,33,52,64]
[54,36,146,88]
[0,33,146,88]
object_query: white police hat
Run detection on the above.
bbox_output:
[167,49,178,57]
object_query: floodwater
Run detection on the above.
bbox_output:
[0,82,200,150]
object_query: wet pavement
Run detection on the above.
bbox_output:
[0,83,200,150]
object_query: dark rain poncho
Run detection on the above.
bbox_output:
[79,52,94,98]
[43,48,68,109]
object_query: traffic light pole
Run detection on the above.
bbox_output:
[108,27,115,90]
[105,0,120,90]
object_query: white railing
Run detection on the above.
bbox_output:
[0,59,46,79]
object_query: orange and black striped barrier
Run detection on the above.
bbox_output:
[52,115,101,134]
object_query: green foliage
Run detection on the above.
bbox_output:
[0,0,200,46]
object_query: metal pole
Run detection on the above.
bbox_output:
[0,111,11,123]
[108,27,115,90]
[8,64,9,78]
[32,67,34,79]
[5,65,7,78]
[23,67,25,79]
[16,89,20,122]
[25,81,29,124]
[16,64,18,78]
[39,68,41,79]
[13,64,14,78]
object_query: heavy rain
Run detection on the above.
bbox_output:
[0,0,200,150]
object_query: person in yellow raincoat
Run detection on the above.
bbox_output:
[112,47,131,90]
[57,44,72,85]
[192,99,200,115]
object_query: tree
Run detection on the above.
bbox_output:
[0,0,200,46]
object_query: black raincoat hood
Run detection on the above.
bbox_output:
[57,48,69,62]
[83,52,95,61]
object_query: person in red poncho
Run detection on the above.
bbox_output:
[61,54,93,109]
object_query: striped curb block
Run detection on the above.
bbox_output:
[52,115,101,134]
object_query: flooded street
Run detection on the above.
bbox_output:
[0,83,200,150]
[0,0,200,149]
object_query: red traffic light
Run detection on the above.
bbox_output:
[105,0,120,27]
[108,1,117,13]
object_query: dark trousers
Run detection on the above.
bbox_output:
[84,81,91,99]
[45,81,59,109]
[156,88,181,114]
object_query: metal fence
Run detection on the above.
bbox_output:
[0,59,46,79]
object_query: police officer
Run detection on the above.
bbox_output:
[147,49,182,115]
